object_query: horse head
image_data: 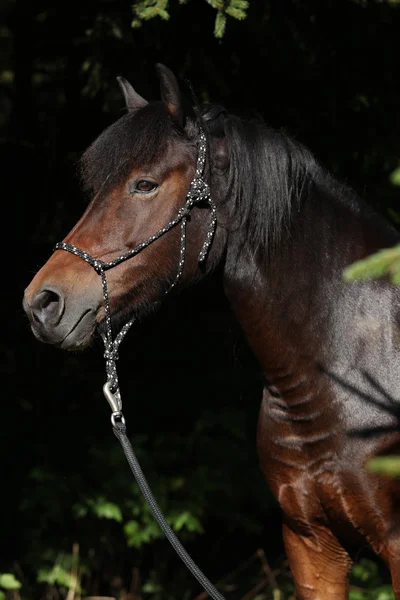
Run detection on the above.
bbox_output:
[23,65,227,350]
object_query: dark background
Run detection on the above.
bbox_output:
[4,0,400,597]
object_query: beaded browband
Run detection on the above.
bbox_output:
[54,128,216,411]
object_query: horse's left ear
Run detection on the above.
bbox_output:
[156,63,192,128]
[117,76,148,112]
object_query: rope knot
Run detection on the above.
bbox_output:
[93,259,105,274]
[104,347,119,362]
[188,178,210,205]
[177,206,191,220]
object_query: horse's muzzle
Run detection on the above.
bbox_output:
[23,285,97,350]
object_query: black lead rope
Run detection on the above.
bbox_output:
[113,420,226,600]
[54,129,226,600]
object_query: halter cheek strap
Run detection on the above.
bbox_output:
[54,128,216,407]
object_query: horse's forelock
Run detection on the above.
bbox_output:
[79,103,186,197]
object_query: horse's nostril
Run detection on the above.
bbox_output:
[31,289,65,326]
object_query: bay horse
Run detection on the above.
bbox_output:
[23,64,400,599]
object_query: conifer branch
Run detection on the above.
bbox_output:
[131,0,250,37]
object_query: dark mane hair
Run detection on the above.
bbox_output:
[199,103,318,253]
[80,102,196,196]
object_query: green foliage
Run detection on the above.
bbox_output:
[14,404,269,597]
[368,456,400,476]
[36,547,85,598]
[343,244,400,284]
[132,0,170,28]
[207,0,250,38]
[352,559,380,585]
[390,166,400,186]
[348,559,395,599]
[124,509,202,548]
[349,588,395,600]
[131,0,249,37]
[74,497,123,522]
[37,564,80,592]
[0,574,22,590]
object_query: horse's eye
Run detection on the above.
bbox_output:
[130,180,158,195]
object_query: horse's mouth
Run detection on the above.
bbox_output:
[60,308,96,350]
[28,307,97,351]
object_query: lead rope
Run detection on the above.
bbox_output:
[55,129,225,600]
[112,420,226,600]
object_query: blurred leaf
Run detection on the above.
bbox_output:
[368,456,400,476]
[171,510,203,532]
[390,166,400,186]
[349,590,368,600]
[37,561,81,593]
[343,245,400,283]
[374,585,395,599]
[0,574,22,590]
[74,497,123,522]
[351,558,379,583]
[124,518,162,548]
[142,577,162,593]
[92,500,123,522]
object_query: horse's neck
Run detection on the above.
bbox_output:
[222,180,399,387]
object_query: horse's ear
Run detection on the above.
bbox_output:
[212,136,229,171]
[117,76,148,112]
[155,63,190,127]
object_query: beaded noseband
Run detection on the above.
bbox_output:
[54,129,217,410]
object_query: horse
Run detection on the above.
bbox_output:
[23,63,400,599]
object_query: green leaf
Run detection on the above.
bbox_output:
[390,166,400,186]
[0,590,5,600]
[0,573,22,590]
[374,585,395,599]
[124,519,163,548]
[172,510,203,533]
[133,0,170,22]
[214,11,227,37]
[368,456,400,476]
[390,260,400,285]
[349,590,368,600]
[37,564,80,592]
[77,497,123,522]
[343,244,400,282]
[142,579,162,593]
[226,0,249,20]
[92,501,123,522]
[72,503,88,518]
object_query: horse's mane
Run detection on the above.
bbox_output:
[199,104,320,253]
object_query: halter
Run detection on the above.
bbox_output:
[54,129,216,414]
[53,128,226,600]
